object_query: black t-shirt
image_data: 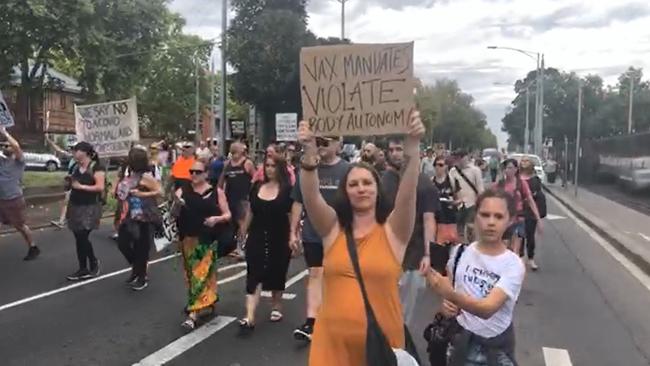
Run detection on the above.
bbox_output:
[223,159,253,204]
[382,169,440,270]
[69,162,106,205]
[433,175,460,224]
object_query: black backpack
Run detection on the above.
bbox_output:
[527,176,547,219]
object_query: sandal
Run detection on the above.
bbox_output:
[270,310,283,322]
[181,317,196,331]
[238,318,255,331]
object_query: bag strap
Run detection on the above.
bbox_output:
[344,228,381,326]
[453,166,478,195]
[451,244,467,287]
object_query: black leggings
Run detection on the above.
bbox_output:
[520,218,537,259]
[117,222,153,278]
[73,229,97,270]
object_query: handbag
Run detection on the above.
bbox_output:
[423,244,467,364]
[344,228,420,366]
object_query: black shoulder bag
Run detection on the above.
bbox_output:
[344,228,421,366]
[453,167,479,195]
[423,244,467,366]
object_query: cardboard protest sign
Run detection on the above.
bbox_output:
[275,113,298,141]
[300,42,415,136]
[0,91,15,128]
[75,97,139,157]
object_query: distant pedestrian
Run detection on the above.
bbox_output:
[432,156,461,245]
[171,142,196,190]
[219,141,255,258]
[207,140,225,187]
[374,149,387,175]
[116,147,163,291]
[449,149,484,243]
[176,160,231,330]
[0,127,39,260]
[495,158,542,255]
[252,143,295,184]
[519,157,544,271]
[421,147,436,178]
[65,142,105,280]
[356,142,377,164]
[488,154,500,183]
[237,155,293,330]
[299,111,424,366]
[544,157,558,184]
[427,189,525,366]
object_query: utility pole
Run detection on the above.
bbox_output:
[628,74,635,134]
[219,0,228,155]
[195,53,201,142]
[574,81,582,197]
[525,85,530,153]
[337,0,348,40]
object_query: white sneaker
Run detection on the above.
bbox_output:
[529,259,539,271]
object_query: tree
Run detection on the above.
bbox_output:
[501,66,650,146]
[415,79,497,150]
[227,0,319,142]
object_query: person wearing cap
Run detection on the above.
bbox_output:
[65,141,106,280]
[171,142,196,191]
[449,149,484,242]
[0,127,39,260]
[196,140,211,161]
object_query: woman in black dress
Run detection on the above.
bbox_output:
[238,155,293,329]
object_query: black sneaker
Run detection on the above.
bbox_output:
[125,271,138,285]
[131,277,148,291]
[89,260,101,277]
[67,269,92,281]
[293,322,314,342]
[23,246,40,261]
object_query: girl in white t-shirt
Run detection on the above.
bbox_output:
[427,188,525,366]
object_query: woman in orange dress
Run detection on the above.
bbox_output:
[297,111,425,366]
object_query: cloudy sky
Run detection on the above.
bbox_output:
[170,0,650,147]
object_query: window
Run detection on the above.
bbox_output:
[60,94,66,109]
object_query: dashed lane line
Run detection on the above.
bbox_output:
[543,347,573,366]
[132,269,309,365]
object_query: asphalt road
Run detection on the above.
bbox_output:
[1,198,649,366]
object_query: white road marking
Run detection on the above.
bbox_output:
[132,316,237,366]
[639,233,650,242]
[545,214,567,220]
[551,195,650,293]
[543,347,573,366]
[132,269,309,365]
[259,269,308,300]
[0,255,249,313]
[0,253,180,313]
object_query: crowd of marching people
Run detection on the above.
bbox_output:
[0,109,550,365]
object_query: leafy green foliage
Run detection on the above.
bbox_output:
[502,66,650,145]
[416,79,497,150]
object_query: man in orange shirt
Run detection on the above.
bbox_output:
[171,142,196,190]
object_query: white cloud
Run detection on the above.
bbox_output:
[172,0,650,147]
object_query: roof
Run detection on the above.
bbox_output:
[10,63,82,94]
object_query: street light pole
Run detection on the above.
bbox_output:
[537,55,545,157]
[337,0,348,40]
[195,53,201,142]
[219,0,228,155]
[628,75,634,134]
[525,86,530,153]
[574,81,582,197]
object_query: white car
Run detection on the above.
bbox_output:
[23,152,61,172]
[508,153,547,184]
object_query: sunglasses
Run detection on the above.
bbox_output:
[189,169,205,175]
[316,137,332,148]
[435,163,446,167]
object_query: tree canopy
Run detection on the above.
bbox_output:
[501,66,650,146]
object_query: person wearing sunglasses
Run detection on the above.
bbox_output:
[175,161,231,330]
[291,134,349,342]
[433,156,461,245]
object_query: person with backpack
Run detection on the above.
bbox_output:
[449,149,484,243]
[495,159,542,257]
[115,147,163,290]
[65,142,106,281]
[426,189,526,366]
[519,157,546,270]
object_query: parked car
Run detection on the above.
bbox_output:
[23,152,61,172]
[508,153,547,184]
